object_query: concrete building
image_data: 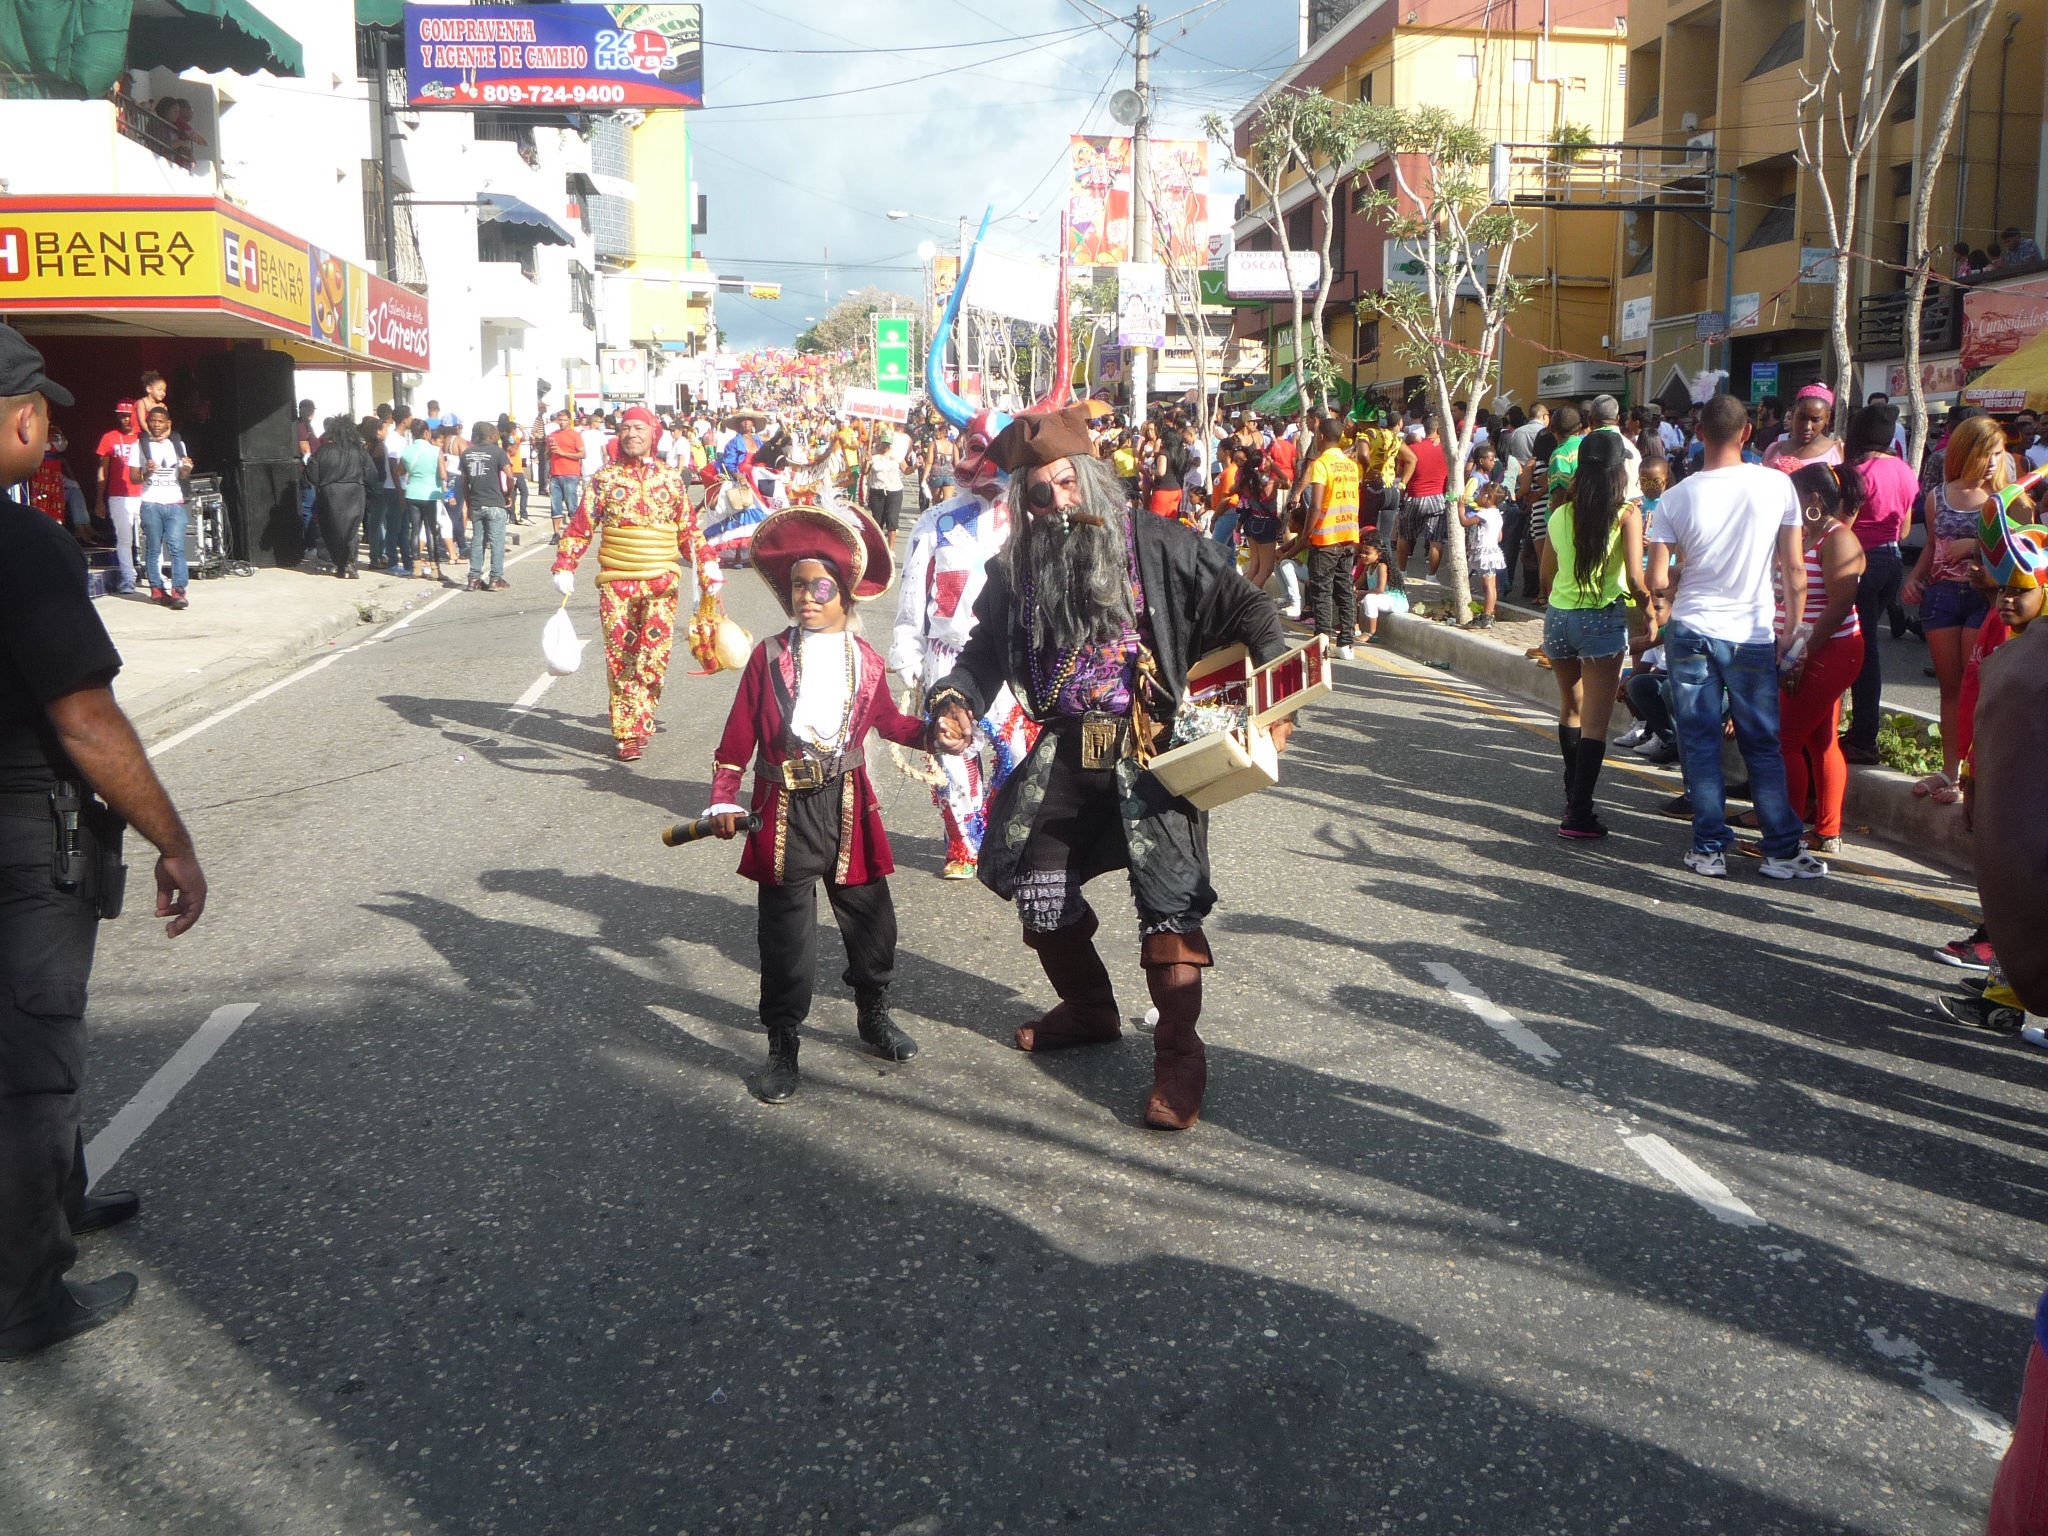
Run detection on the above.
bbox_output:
[1614,0,2044,409]
[591,110,715,414]
[0,0,418,563]
[1226,0,1627,412]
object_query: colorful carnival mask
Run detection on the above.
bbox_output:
[1979,478,2048,590]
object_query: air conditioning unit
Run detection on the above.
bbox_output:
[1687,131,1716,151]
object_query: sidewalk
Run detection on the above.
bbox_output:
[99,565,453,736]
[1367,581,1974,876]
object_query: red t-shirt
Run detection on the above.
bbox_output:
[546,428,585,479]
[96,429,140,497]
[1407,438,1449,498]
[1264,437,1298,487]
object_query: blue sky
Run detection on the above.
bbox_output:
[687,0,1302,347]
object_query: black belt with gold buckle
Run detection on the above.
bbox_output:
[779,752,847,791]
[1059,711,1130,770]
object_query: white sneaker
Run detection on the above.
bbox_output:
[1335,644,1356,660]
[1613,723,1647,748]
[2022,1022,2048,1052]
[1760,850,1828,880]
[1683,848,1728,878]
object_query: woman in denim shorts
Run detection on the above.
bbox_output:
[1540,432,1647,839]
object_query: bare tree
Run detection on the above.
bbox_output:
[1353,105,1534,625]
[1204,90,1367,411]
[1795,0,1988,400]
[1900,0,1998,470]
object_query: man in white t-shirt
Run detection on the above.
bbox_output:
[1646,391,1824,881]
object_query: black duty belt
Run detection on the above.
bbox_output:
[0,790,70,820]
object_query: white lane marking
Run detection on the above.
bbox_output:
[1421,963,1561,1064]
[1619,1129,1766,1228]
[84,1004,259,1190]
[148,541,555,759]
[147,655,348,758]
[1865,1328,2015,1453]
[511,672,556,712]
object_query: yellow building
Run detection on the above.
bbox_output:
[1614,0,2044,408]
[624,109,714,356]
[1228,0,1626,411]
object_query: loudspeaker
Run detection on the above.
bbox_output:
[194,349,298,464]
[224,458,303,567]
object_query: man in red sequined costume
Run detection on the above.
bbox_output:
[551,406,721,761]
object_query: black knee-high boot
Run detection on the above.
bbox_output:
[1557,723,1582,791]
[1561,739,1609,838]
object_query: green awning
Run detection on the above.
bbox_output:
[1250,373,1354,416]
[128,0,303,77]
[0,0,137,97]
[354,0,403,26]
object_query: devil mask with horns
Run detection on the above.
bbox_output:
[926,207,1074,497]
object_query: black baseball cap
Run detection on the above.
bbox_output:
[0,324,74,407]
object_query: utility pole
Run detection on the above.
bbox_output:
[1127,4,1152,422]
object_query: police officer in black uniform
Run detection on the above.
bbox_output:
[0,325,208,1361]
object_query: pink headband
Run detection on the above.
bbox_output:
[1796,383,1834,404]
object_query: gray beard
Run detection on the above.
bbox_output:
[1007,462,1135,654]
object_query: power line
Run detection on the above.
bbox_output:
[693,31,1096,111]
[715,22,1097,54]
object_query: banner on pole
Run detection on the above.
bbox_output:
[1069,135,1210,267]
[1117,262,1166,349]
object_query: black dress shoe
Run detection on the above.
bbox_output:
[0,1272,139,1361]
[69,1189,139,1235]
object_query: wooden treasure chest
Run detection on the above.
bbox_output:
[1146,635,1333,811]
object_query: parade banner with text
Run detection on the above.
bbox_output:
[404,3,703,110]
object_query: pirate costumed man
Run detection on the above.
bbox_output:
[552,406,722,761]
[887,215,1075,877]
[927,404,1294,1131]
[704,499,930,1104]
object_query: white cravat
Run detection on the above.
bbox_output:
[789,630,858,752]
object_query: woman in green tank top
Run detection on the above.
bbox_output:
[1538,432,1648,839]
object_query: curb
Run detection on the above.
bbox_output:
[127,592,395,741]
[1374,609,1976,877]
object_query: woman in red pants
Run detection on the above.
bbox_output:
[1777,463,1867,853]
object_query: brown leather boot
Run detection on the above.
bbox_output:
[1015,910,1122,1052]
[1142,929,1212,1131]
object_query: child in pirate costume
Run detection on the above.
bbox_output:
[705,499,931,1103]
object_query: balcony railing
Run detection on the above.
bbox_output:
[1855,286,1962,358]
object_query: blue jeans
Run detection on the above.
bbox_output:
[140,499,187,592]
[1210,509,1240,547]
[467,505,507,583]
[1664,621,1801,858]
[550,475,582,523]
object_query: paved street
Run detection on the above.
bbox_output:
[1,547,2038,1535]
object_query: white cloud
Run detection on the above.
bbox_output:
[687,0,1289,346]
